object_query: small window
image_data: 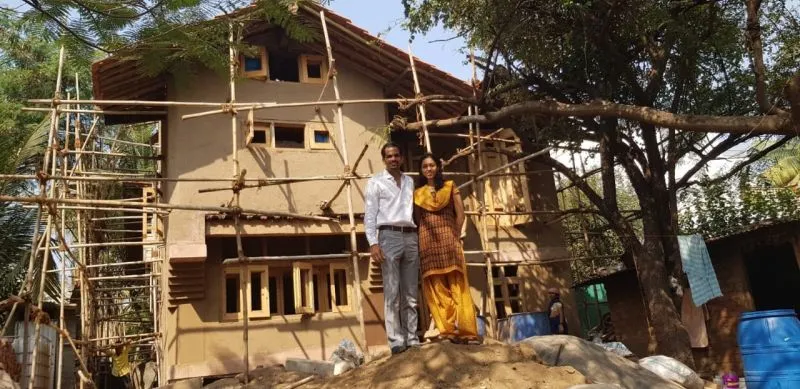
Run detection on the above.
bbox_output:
[307,123,335,150]
[241,47,268,79]
[252,129,267,144]
[329,263,352,312]
[299,55,328,84]
[248,265,269,318]
[273,124,305,149]
[223,267,241,321]
[293,262,314,314]
[269,52,300,82]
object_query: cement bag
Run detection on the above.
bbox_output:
[638,355,704,389]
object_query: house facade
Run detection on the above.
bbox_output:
[91,5,578,383]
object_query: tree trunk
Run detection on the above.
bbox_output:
[631,216,695,368]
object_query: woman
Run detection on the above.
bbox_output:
[413,153,480,344]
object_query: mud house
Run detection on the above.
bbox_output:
[90,4,578,382]
[574,220,800,377]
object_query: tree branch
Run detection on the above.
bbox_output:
[395,98,795,135]
[745,0,785,115]
[686,135,794,186]
[22,0,110,53]
[675,134,750,188]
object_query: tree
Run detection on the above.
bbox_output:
[400,0,800,365]
[11,0,324,75]
[0,10,81,304]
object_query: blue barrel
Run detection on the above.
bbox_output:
[737,309,800,389]
[476,315,487,338]
[497,312,551,343]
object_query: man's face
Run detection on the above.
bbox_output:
[382,146,403,170]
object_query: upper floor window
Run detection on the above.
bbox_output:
[241,47,327,85]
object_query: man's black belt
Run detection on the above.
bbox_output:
[378,225,417,233]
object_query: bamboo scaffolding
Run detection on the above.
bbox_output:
[28,45,65,389]
[1,195,336,221]
[22,107,167,116]
[223,252,371,265]
[319,144,369,210]
[408,44,432,153]
[457,147,554,191]
[320,10,369,354]
[181,97,468,120]
[468,49,499,337]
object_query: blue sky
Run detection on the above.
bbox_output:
[328,1,472,81]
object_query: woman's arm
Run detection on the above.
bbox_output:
[453,186,465,233]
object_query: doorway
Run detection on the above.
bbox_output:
[743,242,800,313]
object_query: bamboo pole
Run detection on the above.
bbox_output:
[467,48,498,338]
[22,106,166,115]
[457,147,554,191]
[181,97,467,120]
[28,45,65,389]
[56,92,72,389]
[320,10,368,353]
[226,22,251,382]
[408,44,432,153]
[0,195,337,221]
[223,252,371,265]
[319,144,369,210]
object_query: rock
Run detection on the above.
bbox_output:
[156,377,202,389]
[521,335,684,389]
[567,385,624,389]
[284,358,335,378]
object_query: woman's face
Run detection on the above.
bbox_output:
[421,157,438,181]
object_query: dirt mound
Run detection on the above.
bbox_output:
[300,340,586,389]
[521,336,684,389]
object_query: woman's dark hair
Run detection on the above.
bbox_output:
[417,153,445,190]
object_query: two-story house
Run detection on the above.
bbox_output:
[90,4,578,383]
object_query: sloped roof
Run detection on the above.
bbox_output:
[91,3,473,124]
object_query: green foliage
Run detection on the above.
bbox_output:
[15,0,326,77]
[558,169,640,282]
[762,139,800,191]
[680,169,800,238]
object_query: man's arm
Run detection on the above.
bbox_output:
[364,180,384,263]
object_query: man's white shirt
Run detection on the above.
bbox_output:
[364,169,416,246]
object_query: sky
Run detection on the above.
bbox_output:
[329,1,472,81]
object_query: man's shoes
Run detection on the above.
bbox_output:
[408,343,422,350]
[390,345,408,355]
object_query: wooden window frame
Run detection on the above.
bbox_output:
[299,55,328,84]
[241,47,269,79]
[246,119,270,147]
[329,262,353,312]
[271,122,307,149]
[307,122,335,150]
[293,262,315,314]
[247,265,270,319]
[222,266,242,321]
[314,267,331,313]
[222,265,271,321]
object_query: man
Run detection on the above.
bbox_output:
[365,142,420,354]
[104,339,132,389]
[548,287,569,335]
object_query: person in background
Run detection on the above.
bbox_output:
[104,339,132,389]
[414,154,480,344]
[364,142,420,355]
[548,287,569,334]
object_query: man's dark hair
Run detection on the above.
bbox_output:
[380,142,402,158]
